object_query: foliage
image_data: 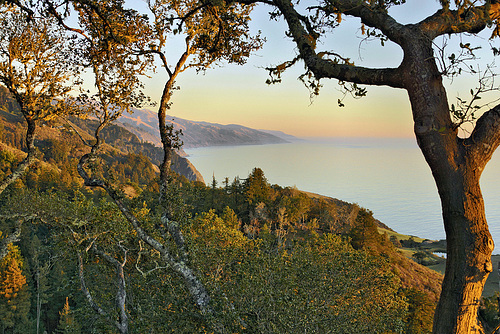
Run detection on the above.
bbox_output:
[403,288,435,334]
[0,6,81,121]
[0,4,85,195]
[244,0,500,331]
[189,210,408,333]
[479,291,500,331]
[0,160,443,332]
[0,243,30,332]
[148,0,263,70]
[56,297,82,334]
[0,1,451,332]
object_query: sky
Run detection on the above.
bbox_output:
[138,1,499,138]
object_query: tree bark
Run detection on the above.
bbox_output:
[401,33,493,334]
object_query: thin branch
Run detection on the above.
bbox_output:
[133,49,173,78]
[174,2,208,32]
[135,241,168,277]
[46,1,90,40]
[490,321,500,334]
[77,251,109,318]
[264,56,300,85]
[4,0,34,21]
[91,244,128,334]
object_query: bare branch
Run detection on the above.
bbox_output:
[91,244,128,334]
[135,241,168,277]
[59,116,93,147]
[45,1,89,40]
[77,251,109,318]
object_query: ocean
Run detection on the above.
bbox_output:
[184,138,500,251]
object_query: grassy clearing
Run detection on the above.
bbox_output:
[378,228,500,297]
[378,228,428,243]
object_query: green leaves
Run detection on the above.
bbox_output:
[449,68,494,132]
[190,228,408,333]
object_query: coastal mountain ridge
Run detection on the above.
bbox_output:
[118,108,297,148]
[0,107,205,183]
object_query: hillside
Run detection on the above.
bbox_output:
[68,117,204,182]
[0,89,445,333]
[118,108,293,148]
[0,108,204,183]
[0,110,445,333]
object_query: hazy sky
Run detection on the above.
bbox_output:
[140,1,498,138]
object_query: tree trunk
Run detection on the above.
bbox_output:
[259,0,500,331]
[0,115,36,195]
[402,37,494,333]
[431,163,492,333]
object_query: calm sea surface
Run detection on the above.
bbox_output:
[185,138,500,252]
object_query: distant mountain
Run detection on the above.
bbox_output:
[0,106,204,183]
[118,108,297,148]
[258,129,304,142]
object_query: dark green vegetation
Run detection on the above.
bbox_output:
[0,104,445,333]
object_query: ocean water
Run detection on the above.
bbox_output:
[184,138,500,251]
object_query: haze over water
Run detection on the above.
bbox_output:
[185,138,500,252]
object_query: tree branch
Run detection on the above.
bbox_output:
[320,0,408,44]
[4,0,34,21]
[269,0,405,88]
[59,116,93,147]
[91,244,128,334]
[77,251,109,318]
[45,1,90,40]
[0,116,36,195]
[133,49,173,78]
[77,152,213,314]
[465,103,500,169]
[419,4,500,40]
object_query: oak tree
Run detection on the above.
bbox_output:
[75,0,263,326]
[235,0,500,332]
[0,6,81,194]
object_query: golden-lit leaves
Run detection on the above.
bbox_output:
[195,232,408,332]
[0,7,82,120]
[0,242,29,329]
[74,0,153,122]
[0,243,26,314]
[149,0,263,71]
[0,244,26,301]
[488,3,500,39]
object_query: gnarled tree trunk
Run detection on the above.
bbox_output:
[403,35,494,333]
